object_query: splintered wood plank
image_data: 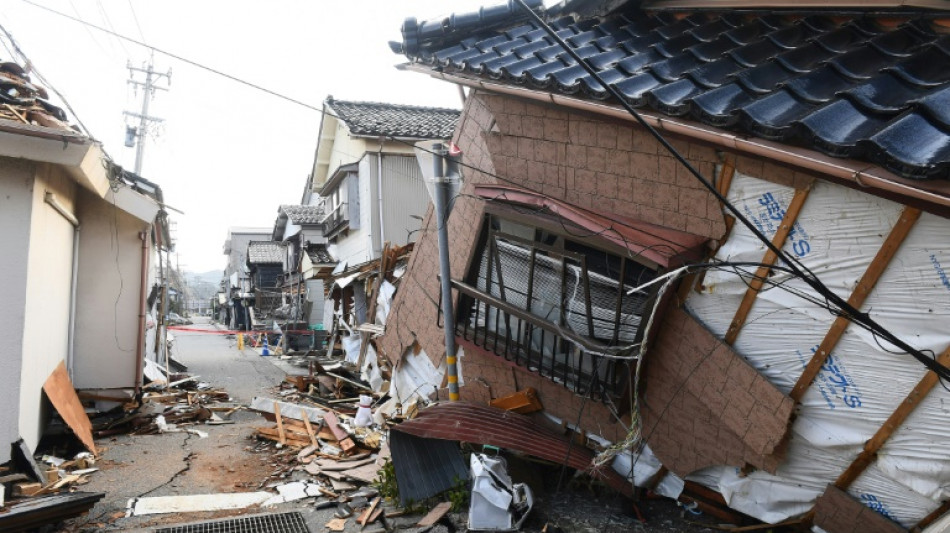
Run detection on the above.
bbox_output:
[417,501,452,527]
[680,154,738,305]
[790,206,922,401]
[274,402,287,446]
[359,497,381,527]
[43,361,97,454]
[302,415,318,447]
[835,346,950,489]
[913,500,950,532]
[724,187,811,345]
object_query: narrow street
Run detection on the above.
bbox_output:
[63,321,364,533]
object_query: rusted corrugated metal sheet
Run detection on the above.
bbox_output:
[392,402,633,496]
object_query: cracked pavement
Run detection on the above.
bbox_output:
[63,320,358,532]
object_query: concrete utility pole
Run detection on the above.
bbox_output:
[432,143,462,401]
[124,56,170,175]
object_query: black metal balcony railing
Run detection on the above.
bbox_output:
[322,202,348,235]
[451,280,632,401]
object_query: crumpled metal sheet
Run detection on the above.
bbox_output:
[392,402,633,496]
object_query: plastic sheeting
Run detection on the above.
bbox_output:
[684,171,950,527]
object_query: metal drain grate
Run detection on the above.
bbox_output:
[153,511,310,533]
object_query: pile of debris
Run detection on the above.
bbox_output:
[244,384,392,530]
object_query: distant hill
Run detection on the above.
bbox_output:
[187,269,224,301]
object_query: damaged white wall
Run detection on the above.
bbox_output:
[72,187,150,389]
[685,171,950,527]
[19,163,78,453]
[0,158,35,463]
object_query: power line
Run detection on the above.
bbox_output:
[22,0,322,113]
[0,20,95,138]
[96,0,131,57]
[511,0,950,382]
[126,0,147,44]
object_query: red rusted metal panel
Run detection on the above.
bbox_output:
[474,184,707,268]
[392,402,634,496]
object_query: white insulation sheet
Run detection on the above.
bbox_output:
[684,171,950,527]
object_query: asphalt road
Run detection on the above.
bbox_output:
[63,318,389,533]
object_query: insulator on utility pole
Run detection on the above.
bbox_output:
[123,57,170,175]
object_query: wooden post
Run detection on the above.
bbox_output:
[677,154,738,305]
[274,401,287,446]
[834,346,950,489]
[790,207,921,401]
[723,187,811,345]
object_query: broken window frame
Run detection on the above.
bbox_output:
[451,206,667,402]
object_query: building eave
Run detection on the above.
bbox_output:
[405,64,950,213]
[0,123,111,198]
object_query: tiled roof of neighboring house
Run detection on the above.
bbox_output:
[247,241,285,264]
[0,60,73,131]
[307,243,335,264]
[326,97,460,139]
[394,3,950,180]
[280,204,325,225]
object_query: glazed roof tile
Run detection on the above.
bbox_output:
[280,204,324,225]
[394,3,950,180]
[326,97,460,139]
[306,243,335,264]
[247,241,285,264]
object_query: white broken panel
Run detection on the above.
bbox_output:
[376,280,396,325]
[127,492,271,516]
[249,397,325,423]
[262,482,323,506]
[342,334,362,365]
[391,346,445,404]
[468,453,533,532]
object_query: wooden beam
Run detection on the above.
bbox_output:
[302,414,318,448]
[790,207,922,401]
[912,499,950,532]
[834,346,950,489]
[677,154,738,305]
[724,187,811,345]
[274,401,287,446]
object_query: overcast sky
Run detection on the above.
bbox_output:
[0,0,510,273]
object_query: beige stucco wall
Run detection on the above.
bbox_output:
[0,157,36,463]
[19,163,77,452]
[312,116,417,190]
[72,187,149,389]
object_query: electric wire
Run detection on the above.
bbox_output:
[125,0,147,44]
[21,0,323,113]
[0,20,95,138]
[511,0,950,382]
[95,0,131,57]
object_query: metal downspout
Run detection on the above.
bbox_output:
[67,224,80,381]
[432,143,460,401]
[134,228,149,396]
[377,142,386,256]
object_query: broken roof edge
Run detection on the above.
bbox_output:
[407,65,950,213]
[0,123,112,198]
[644,0,950,10]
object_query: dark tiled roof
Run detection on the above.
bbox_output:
[0,61,72,131]
[394,6,950,180]
[306,243,335,264]
[326,97,460,139]
[247,241,285,264]
[280,204,324,225]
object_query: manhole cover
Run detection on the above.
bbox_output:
[153,511,310,533]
